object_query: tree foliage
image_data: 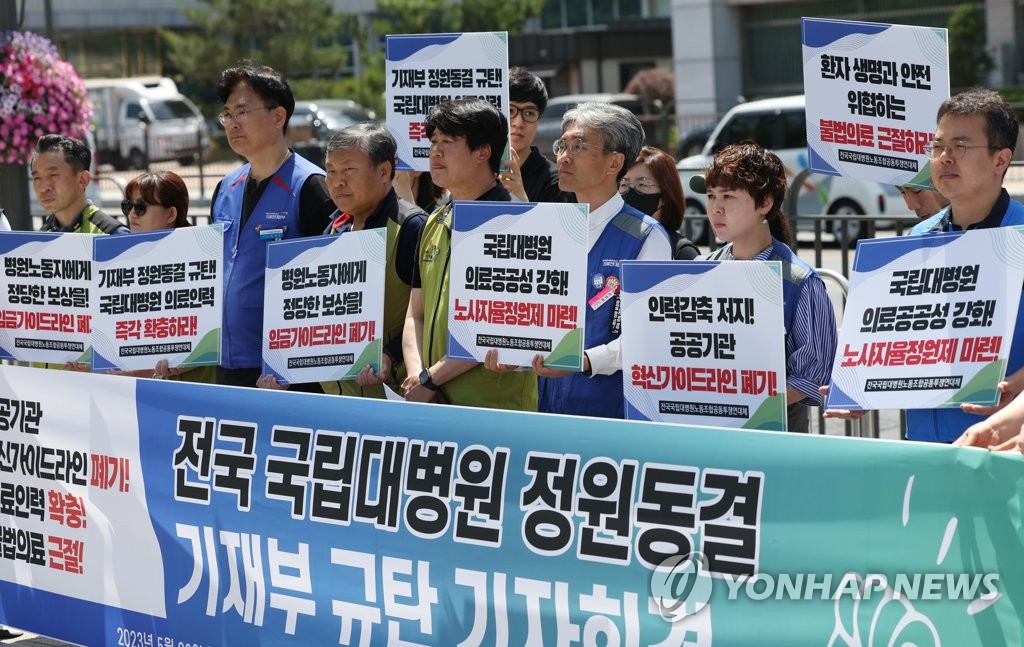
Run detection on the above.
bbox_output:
[373,0,546,35]
[624,67,674,111]
[161,0,349,96]
[948,4,994,89]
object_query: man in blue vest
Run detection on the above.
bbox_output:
[827,89,1024,443]
[211,63,335,388]
[523,102,672,418]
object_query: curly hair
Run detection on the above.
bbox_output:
[704,142,793,248]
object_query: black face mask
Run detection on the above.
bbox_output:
[622,188,662,216]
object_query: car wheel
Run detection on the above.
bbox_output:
[128,148,148,170]
[681,200,709,245]
[827,199,865,244]
[177,155,195,166]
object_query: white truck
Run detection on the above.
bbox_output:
[85,77,209,170]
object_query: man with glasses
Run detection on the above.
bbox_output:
[829,89,1024,442]
[500,67,571,203]
[33,134,128,235]
[210,62,335,388]
[532,102,671,418]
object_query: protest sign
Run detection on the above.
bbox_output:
[262,229,386,384]
[802,17,949,188]
[447,201,587,370]
[0,232,93,365]
[385,32,509,172]
[92,225,222,372]
[621,260,788,429]
[827,228,1024,411]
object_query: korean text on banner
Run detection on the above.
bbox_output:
[92,224,223,372]
[262,228,387,384]
[0,232,94,365]
[802,17,949,188]
[621,260,788,429]
[827,227,1024,411]
[447,201,587,370]
[0,365,1021,645]
[385,32,509,172]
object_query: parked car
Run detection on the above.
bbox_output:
[676,122,715,159]
[288,100,373,147]
[85,77,209,170]
[677,95,906,244]
[534,93,661,161]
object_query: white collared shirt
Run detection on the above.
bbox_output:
[584,193,672,376]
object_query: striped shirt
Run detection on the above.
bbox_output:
[711,243,837,406]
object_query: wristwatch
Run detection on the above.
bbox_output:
[419,368,440,391]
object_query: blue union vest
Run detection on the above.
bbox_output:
[906,198,1024,442]
[539,204,662,418]
[214,153,323,368]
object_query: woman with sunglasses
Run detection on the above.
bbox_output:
[619,145,700,260]
[116,171,216,383]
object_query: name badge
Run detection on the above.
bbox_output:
[260,227,285,241]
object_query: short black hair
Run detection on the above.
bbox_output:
[216,61,295,133]
[937,88,1019,153]
[425,98,507,174]
[509,67,548,114]
[33,134,90,173]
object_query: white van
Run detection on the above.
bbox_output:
[677,95,905,243]
[86,77,209,170]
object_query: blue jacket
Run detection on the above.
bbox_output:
[214,154,323,368]
[539,204,662,418]
[906,197,1024,442]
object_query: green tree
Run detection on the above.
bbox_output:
[342,0,546,115]
[373,0,546,34]
[948,4,994,89]
[161,0,349,95]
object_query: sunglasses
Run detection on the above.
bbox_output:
[121,199,157,217]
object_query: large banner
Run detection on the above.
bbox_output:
[827,228,1024,411]
[802,18,949,188]
[385,32,509,172]
[0,365,1021,645]
[92,225,223,372]
[262,230,386,385]
[620,261,787,429]
[447,201,587,370]
[0,232,93,365]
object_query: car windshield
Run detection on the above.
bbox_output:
[150,100,197,120]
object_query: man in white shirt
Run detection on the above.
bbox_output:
[530,102,671,418]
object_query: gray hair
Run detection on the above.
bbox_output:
[561,102,644,182]
[325,122,397,178]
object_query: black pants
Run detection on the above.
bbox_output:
[787,403,809,434]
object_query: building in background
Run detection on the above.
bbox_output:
[20,0,1023,144]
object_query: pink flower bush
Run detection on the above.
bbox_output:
[0,31,91,165]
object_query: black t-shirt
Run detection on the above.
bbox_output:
[210,157,335,236]
[520,146,574,203]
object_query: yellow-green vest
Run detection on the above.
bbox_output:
[417,203,537,411]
